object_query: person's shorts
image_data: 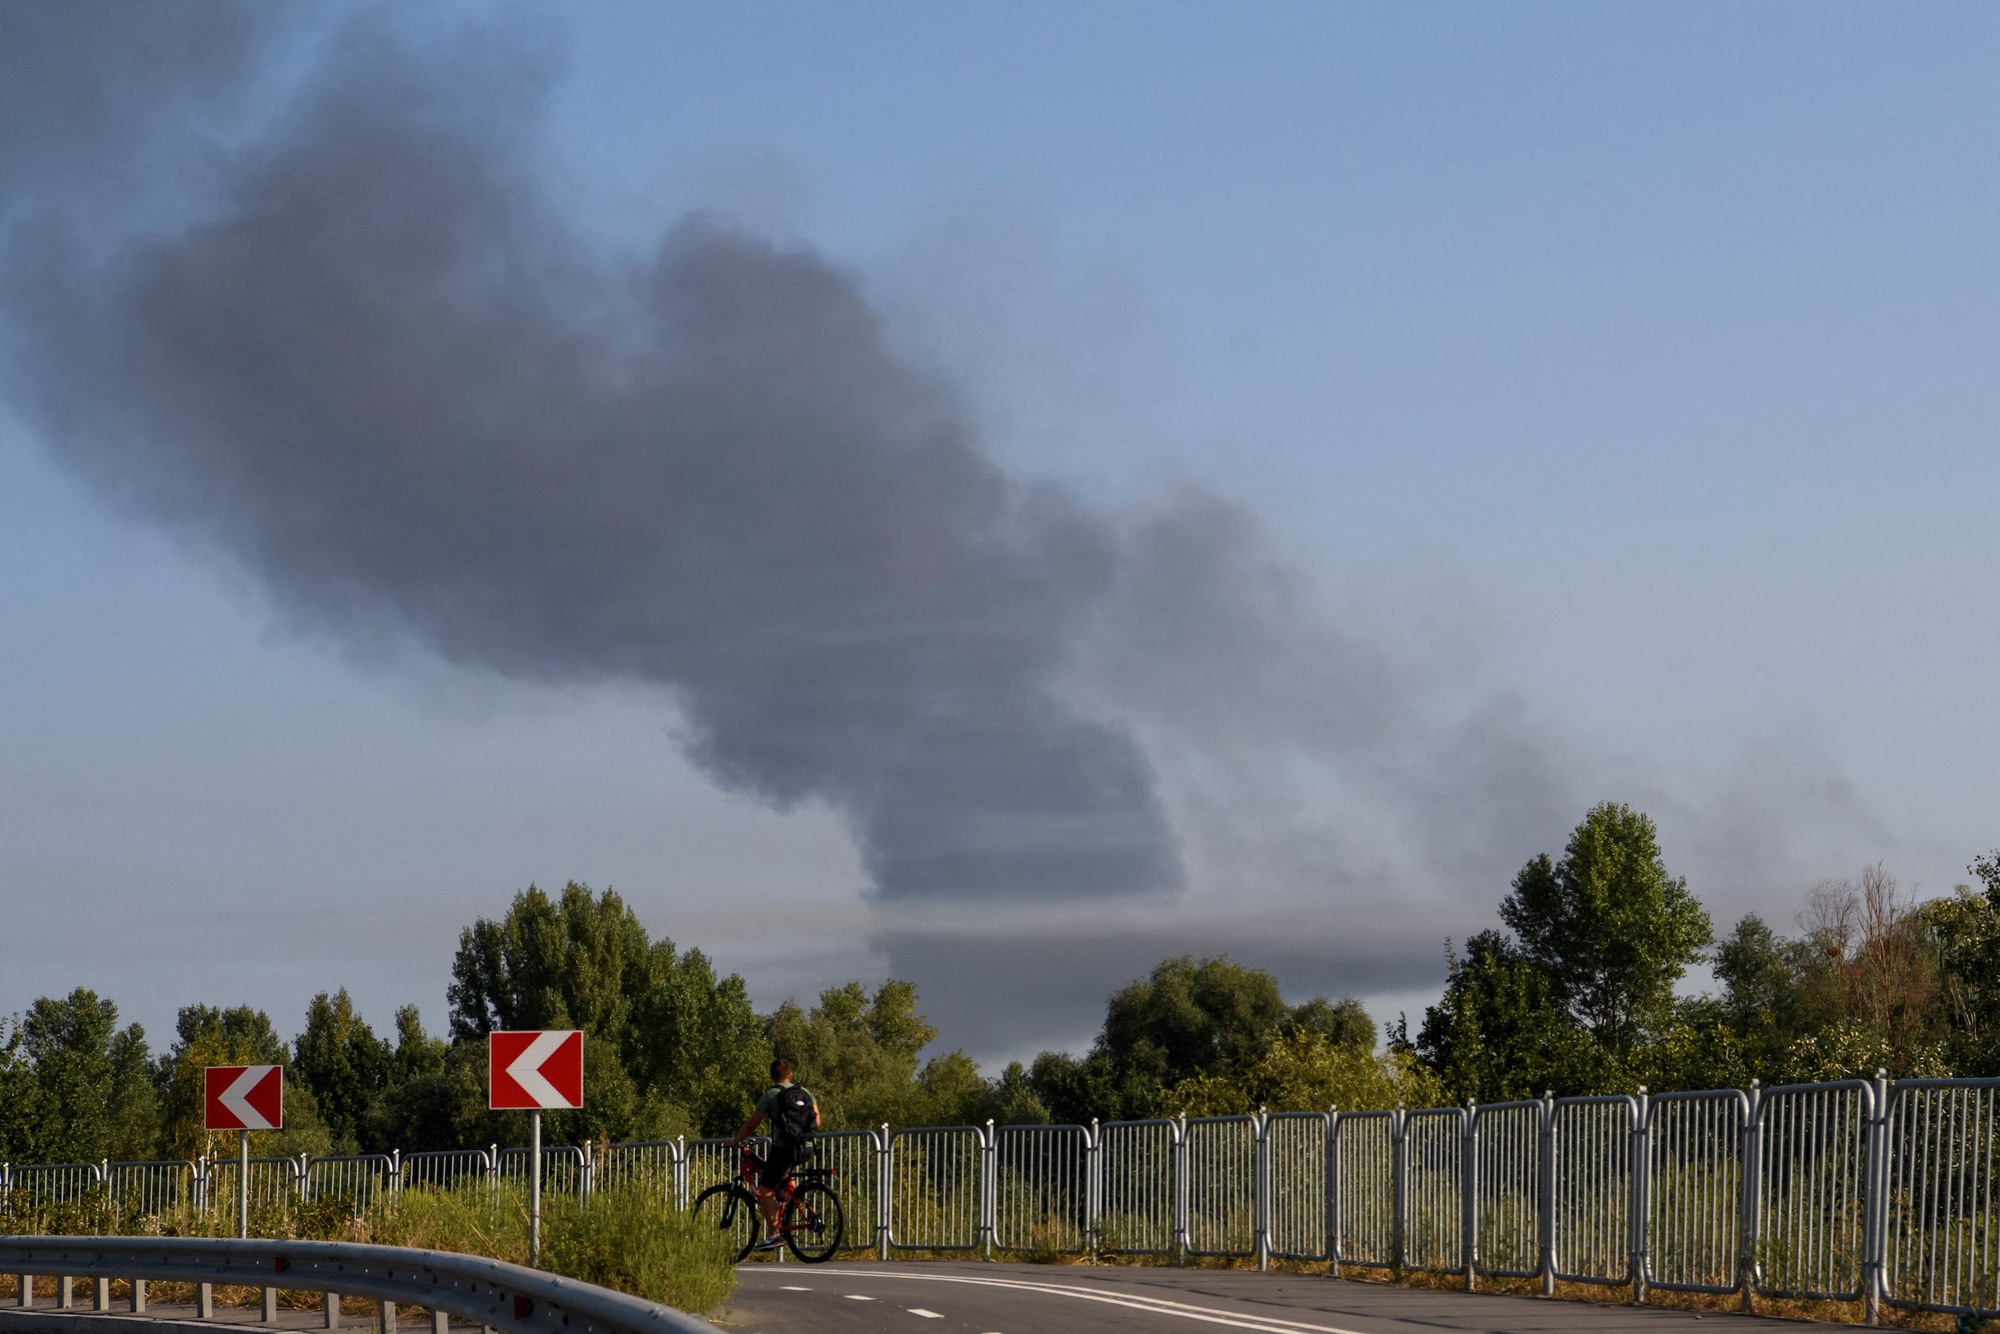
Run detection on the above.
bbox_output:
[759,1140,806,1191]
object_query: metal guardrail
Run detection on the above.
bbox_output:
[15,1072,2000,1319]
[0,1237,713,1334]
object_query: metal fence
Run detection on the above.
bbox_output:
[13,1073,2000,1318]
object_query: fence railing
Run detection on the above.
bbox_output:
[10,1073,2000,1319]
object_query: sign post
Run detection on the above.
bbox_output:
[488,1031,583,1267]
[203,1065,283,1238]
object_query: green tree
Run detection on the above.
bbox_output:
[765,980,949,1129]
[1919,852,2000,1075]
[1416,931,1605,1102]
[1174,1026,1441,1115]
[448,883,768,1142]
[19,989,154,1163]
[293,990,391,1154]
[1499,802,1712,1059]
[1027,955,1363,1122]
[0,1019,32,1160]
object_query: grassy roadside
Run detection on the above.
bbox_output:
[0,1181,736,1319]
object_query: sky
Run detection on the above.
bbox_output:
[1,3,1995,1069]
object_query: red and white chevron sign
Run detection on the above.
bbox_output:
[204,1064,284,1131]
[488,1030,584,1110]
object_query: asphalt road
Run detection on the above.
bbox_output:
[713,1262,1825,1333]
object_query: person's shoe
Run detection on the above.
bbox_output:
[750,1236,783,1252]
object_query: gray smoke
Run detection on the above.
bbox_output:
[1,7,1597,932]
[0,9,1182,904]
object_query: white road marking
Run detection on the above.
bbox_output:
[843,1294,876,1301]
[804,1269,1373,1334]
[907,1310,943,1319]
[779,1285,811,1291]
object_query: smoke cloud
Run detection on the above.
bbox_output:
[1,6,1661,972]
[2,10,1191,904]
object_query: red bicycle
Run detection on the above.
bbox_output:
[691,1145,845,1263]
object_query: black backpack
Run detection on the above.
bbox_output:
[772,1084,816,1147]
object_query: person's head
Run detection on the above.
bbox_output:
[771,1058,792,1085]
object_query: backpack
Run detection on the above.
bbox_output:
[772,1084,816,1147]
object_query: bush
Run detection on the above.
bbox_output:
[541,1182,736,1315]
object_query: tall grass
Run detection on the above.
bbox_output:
[0,1181,735,1318]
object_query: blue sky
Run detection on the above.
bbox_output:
[1,3,1995,1065]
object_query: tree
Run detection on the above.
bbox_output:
[1416,931,1605,1102]
[448,883,768,1142]
[293,990,391,1154]
[1174,1027,1440,1115]
[18,989,155,1163]
[765,980,941,1129]
[1025,955,1363,1122]
[1918,852,2000,1075]
[1499,802,1711,1059]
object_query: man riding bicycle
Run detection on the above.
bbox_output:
[731,1058,820,1250]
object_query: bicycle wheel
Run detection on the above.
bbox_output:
[691,1182,760,1262]
[782,1180,845,1263]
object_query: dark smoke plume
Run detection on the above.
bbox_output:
[3,7,1599,934]
[0,10,1182,904]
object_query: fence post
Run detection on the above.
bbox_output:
[1739,1080,1761,1311]
[390,1148,401,1197]
[1862,1069,1889,1327]
[1254,1108,1270,1272]
[877,1124,891,1261]
[1085,1118,1101,1259]
[1391,1105,1408,1275]
[582,1140,594,1206]
[1173,1114,1190,1262]
[1538,1091,1555,1296]
[675,1136,687,1210]
[980,1121,996,1261]
[1462,1101,1477,1291]
[1326,1104,1340,1277]
[1631,1087,1650,1305]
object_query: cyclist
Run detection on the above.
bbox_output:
[731,1058,820,1250]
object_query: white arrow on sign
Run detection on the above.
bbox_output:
[219,1065,279,1130]
[506,1030,573,1108]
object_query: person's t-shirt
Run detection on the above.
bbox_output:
[756,1081,818,1140]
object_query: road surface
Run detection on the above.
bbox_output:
[715,1261,1825,1333]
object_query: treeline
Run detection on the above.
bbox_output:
[4,803,1999,1164]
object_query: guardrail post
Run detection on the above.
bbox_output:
[1255,1107,1271,1272]
[129,1278,145,1313]
[93,1278,108,1312]
[1739,1080,1761,1310]
[1173,1114,1189,1262]
[326,1291,341,1328]
[380,1298,396,1334]
[59,1276,71,1310]
[1862,1069,1889,1327]
[1326,1104,1341,1277]
[1462,1101,1477,1291]
[263,1282,279,1323]
[1391,1105,1408,1275]
[1632,1086,1650,1305]
[198,1282,214,1319]
[15,1274,29,1309]
[876,1124,891,1261]
[1538,1090,1555,1296]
